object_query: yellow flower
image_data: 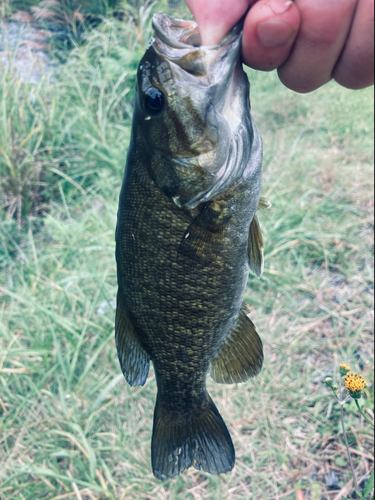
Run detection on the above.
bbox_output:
[340,362,351,376]
[344,372,367,399]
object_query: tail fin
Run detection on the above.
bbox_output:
[151,394,235,479]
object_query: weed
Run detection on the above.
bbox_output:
[325,364,373,495]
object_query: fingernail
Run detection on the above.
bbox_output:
[257,19,296,48]
[265,0,294,15]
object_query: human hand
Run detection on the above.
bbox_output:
[185,0,374,92]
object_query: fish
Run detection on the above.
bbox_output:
[115,13,266,480]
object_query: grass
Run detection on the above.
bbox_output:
[1,0,189,21]
[0,17,142,222]
[3,0,120,18]
[0,7,374,500]
[0,2,191,222]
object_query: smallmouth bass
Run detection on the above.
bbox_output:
[115,13,266,479]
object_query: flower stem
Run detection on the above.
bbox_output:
[340,403,359,489]
[355,399,375,429]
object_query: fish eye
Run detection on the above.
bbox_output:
[144,87,165,116]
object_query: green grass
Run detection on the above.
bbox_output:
[0,17,142,222]
[1,0,189,20]
[3,0,121,17]
[0,11,374,500]
[0,3,191,222]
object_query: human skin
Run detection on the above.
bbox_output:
[185,0,374,92]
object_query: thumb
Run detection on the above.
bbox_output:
[242,0,300,70]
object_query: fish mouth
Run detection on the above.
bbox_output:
[152,14,243,78]
[152,13,243,50]
[151,13,244,88]
[152,14,202,48]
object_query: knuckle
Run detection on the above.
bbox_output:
[303,25,342,51]
[298,0,356,50]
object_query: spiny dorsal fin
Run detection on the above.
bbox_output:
[115,294,150,387]
[248,214,264,278]
[210,309,263,384]
[258,197,272,210]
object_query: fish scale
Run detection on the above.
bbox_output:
[115,13,266,479]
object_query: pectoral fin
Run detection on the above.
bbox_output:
[248,214,264,278]
[115,294,150,387]
[210,309,263,384]
[257,197,272,210]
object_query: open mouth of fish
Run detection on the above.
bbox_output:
[152,13,243,85]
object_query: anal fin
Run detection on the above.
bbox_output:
[115,293,150,387]
[210,309,263,384]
